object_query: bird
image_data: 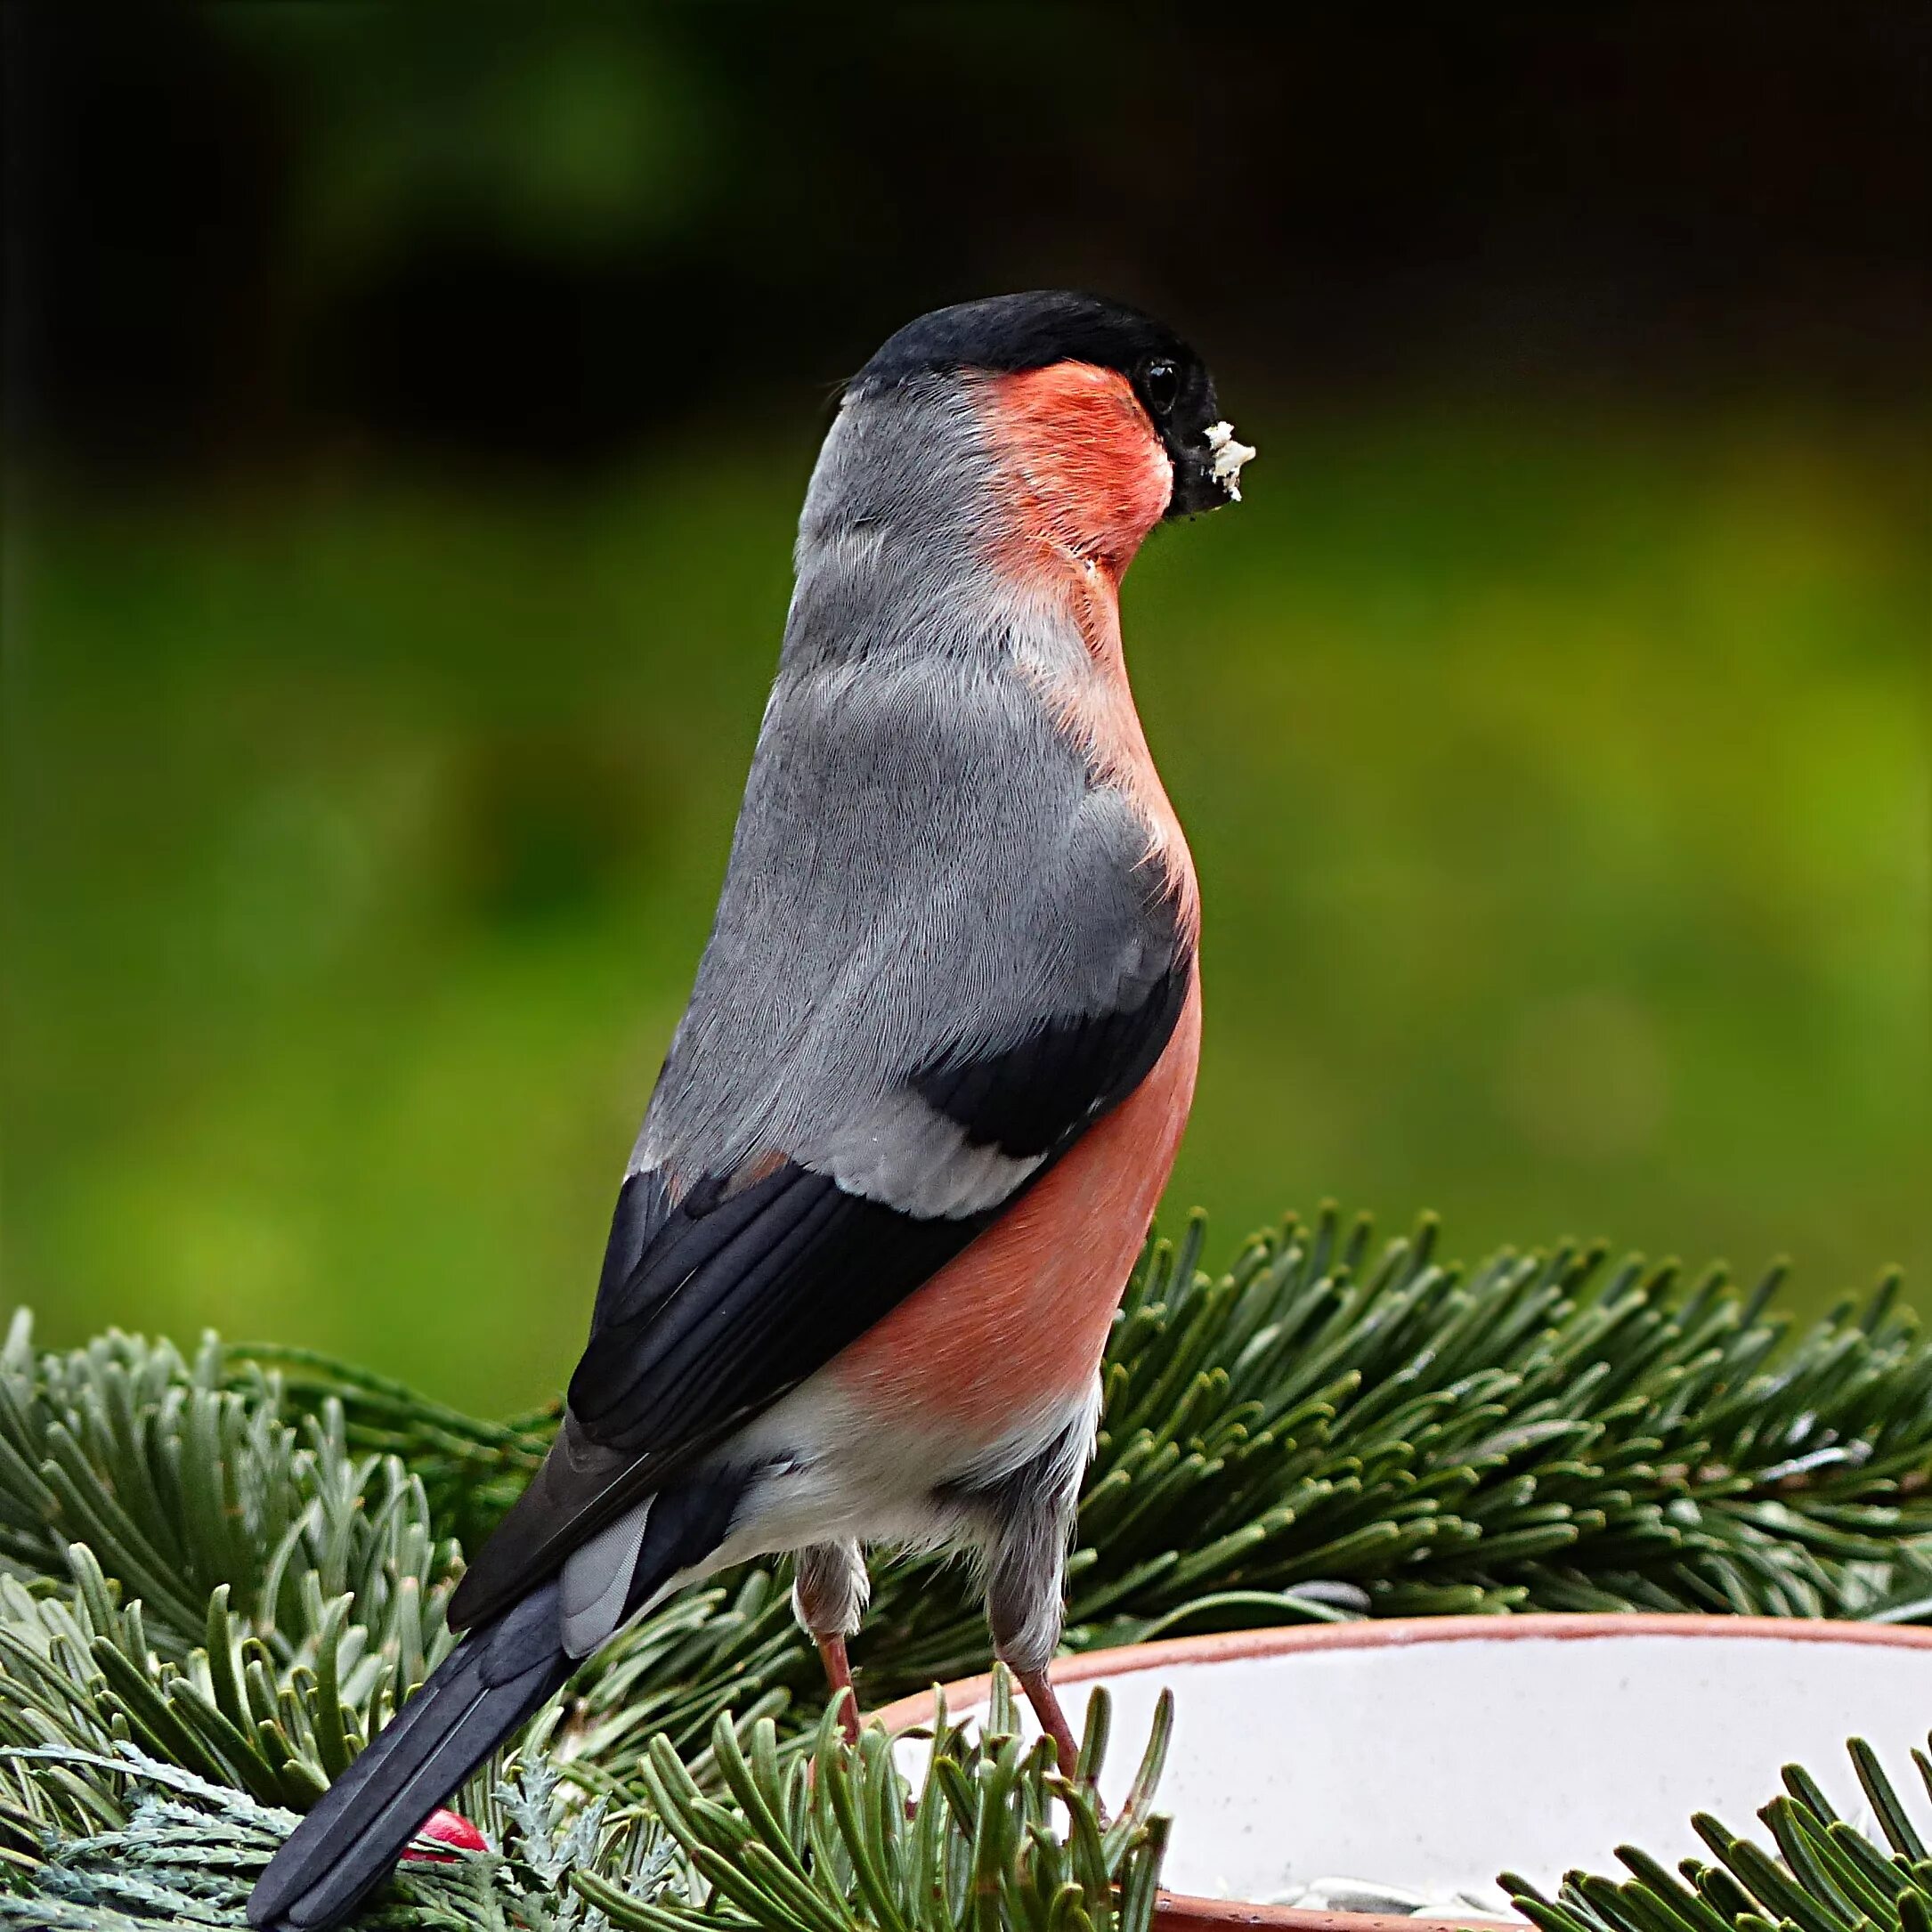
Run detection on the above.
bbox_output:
[248,288,1253,1932]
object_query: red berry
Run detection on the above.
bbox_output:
[403,1807,489,1862]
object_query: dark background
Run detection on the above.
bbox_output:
[5,5,1928,1413]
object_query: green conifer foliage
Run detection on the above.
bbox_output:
[0,1209,1925,1928]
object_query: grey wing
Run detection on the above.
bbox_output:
[639,651,1182,1203]
[446,653,1189,1629]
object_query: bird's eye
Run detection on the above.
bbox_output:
[1141,359,1180,418]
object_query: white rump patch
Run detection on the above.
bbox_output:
[807,1087,1043,1219]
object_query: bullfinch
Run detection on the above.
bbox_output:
[249,289,1253,1931]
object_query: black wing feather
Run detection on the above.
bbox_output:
[914,960,1188,1156]
[446,957,1189,1632]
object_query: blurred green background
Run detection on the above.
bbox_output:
[5,8,1927,1416]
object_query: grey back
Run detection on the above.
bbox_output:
[635,373,1179,1194]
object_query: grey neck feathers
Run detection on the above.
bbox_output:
[784,376,1029,674]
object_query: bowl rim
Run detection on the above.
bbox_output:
[873,1612,1932,1932]
[873,1610,1932,1734]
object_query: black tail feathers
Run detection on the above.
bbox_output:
[247,1582,571,1932]
[249,1466,751,1930]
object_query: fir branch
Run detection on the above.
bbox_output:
[226,1344,553,1557]
[1504,1726,1932,1932]
[0,1312,458,1822]
[0,1742,534,1928]
[575,1675,1168,1932]
[0,1681,1169,1932]
[0,1205,1925,1927]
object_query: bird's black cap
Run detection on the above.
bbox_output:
[854,289,1195,387]
[850,290,1236,517]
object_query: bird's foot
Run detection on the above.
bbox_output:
[1015,1666,1083,1783]
[1013,1665,1109,1825]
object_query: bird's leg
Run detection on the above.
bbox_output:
[1014,1665,1081,1780]
[792,1540,870,1744]
[816,1634,862,1744]
[979,1412,1095,1789]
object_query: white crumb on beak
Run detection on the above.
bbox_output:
[1205,420,1257,500]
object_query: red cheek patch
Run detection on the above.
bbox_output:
[978,363,1173,576]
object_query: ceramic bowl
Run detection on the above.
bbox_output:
[877,1613,1932,1932]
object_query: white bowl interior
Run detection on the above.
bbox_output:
[893,1631,1932,1907]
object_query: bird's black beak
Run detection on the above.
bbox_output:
[1165,419,1255,517]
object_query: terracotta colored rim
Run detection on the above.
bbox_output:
[873,1611,1932,1739]
[1151,1906,1507,1932]
[875,1614,1932,1932]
